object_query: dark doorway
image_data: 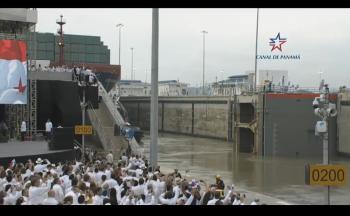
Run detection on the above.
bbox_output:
[239,128,254,153]
[0,105,5,122]
[240,103,255,123]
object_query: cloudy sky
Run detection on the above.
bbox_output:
[36,8,350,88]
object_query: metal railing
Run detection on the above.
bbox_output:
[73,139,82,148]
[98,81,141,156]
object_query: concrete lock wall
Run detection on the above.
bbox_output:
[193,103,228,138]
[163,103,192,134]
[121,99,230,140]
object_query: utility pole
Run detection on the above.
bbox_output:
[150,8,159,171]
[81,84,86,163]
[313,82,337,205]
[201,30,208,95]
[323,85,330,205]
[116,23,124,97]
[254,8,259,92]
[130,47,134,80]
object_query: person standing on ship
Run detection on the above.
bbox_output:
[45,119,53,141]
[20,121,26,141]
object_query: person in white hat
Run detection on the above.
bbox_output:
[34,158,49,174]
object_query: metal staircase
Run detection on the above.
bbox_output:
[86,102,116,153]
[97,81,141,156]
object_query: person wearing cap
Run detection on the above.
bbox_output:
[215,174,225,190]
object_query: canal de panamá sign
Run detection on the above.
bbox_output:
[305,164,347,186]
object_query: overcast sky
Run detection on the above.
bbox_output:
[36,8,350,88]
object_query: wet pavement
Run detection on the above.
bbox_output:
[141,133,350,205]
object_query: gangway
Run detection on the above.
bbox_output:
[97,81,142,156]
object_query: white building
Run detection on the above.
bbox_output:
[158,80,188,96]
[211,72,255,96]
[113,80,150,96]
[111,80,189,97]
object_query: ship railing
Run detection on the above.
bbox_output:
[97,80,141,156]
[242,85,339,95]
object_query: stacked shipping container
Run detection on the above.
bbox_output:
[27,32,110,65]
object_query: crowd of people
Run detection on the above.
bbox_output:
[29,64,73,73]
[29,64,98,86]
[0,151,260,205]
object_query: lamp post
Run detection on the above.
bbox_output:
[254,8,260,92]
[130,47,134,80]
[80,81,87,163]
[116,23,124,96]
[318,71,324,83]
[150,8,159,171]
[201,30,208,95]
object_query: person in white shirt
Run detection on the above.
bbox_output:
[3,184,22,205]
[207,191,221,205]
[51,178,64,203]
[20,121,26,141]
[28,176,50,205]
[92,187,104,205]
[158,186,180,205]
[102,173,119,189]
[251,198,259,205]
[45,119,53,141]
[95,169,104,185]
[131,178,145,197]
[106,151,114,165]
[42,190,58,205]
[89,73,95,85]
[65,187,80,205]
[121,153,128,166]
[232,196,241,205]
[34,158,50,174]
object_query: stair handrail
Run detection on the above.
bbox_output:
[73,139,82,148]
[98,81,142,156]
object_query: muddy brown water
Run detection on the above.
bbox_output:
[141,133,350,205]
